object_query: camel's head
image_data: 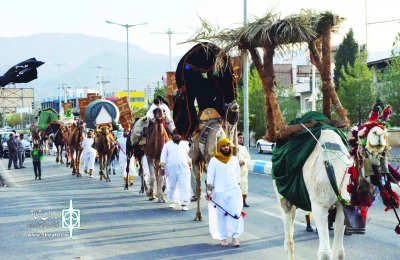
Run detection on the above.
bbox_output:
[224,100,240,126]
[359,125,388,166]
[153,108,165,122]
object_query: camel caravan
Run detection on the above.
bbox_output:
[180,9,400,260]
[29,9,400,260]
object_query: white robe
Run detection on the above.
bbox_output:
[81,138,96,171]
[117,136,128,177]
[207,156,244,240]
[236,145,251,195]
[160,140,191,205]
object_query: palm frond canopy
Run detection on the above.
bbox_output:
[301,10,344,36]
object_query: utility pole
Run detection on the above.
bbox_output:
[243,0,250,149]
[152,28,187,71]
[89,65,111,97]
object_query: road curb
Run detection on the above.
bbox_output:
[248,160,272,175]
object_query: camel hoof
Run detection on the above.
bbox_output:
[193,213,204,221]
[60,161,64,164]
[72,173,76,176]
[124,187,128,190]
[148,197,155,201]
[157,198,165,203]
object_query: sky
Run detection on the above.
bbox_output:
[1,0,400,60]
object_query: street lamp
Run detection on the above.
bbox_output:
[106,20,148,107]
[151,28,187,71]
[48,63,71,115]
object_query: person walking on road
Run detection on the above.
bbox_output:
[237,132,251,207]
[0,134,3,160]
[31,144,43,179]
[117,128,134,185]
[205,138,243,247]
[81,130,96,178]
[16,133,26,168]
[160,128,192,211]
[7,133,19,169]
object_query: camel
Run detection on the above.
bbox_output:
[94,126,116,182]
[143,108,170,202]
[44,121,65,164]
[66,120,85,177]
[126,118,148,192]
[190,100,240,221]
[273,124,391,260]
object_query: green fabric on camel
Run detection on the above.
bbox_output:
[272,111,348,211]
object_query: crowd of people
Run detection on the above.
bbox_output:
[1,95,253,247]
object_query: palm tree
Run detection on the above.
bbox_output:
[184,10,349,142]
[306,10,350,128]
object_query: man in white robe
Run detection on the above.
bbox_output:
[117,128,134,185]
[206,137,243,247]
[160,128,192,211]
[237,132,251,207]
[81,130,96,178]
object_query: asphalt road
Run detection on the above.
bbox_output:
[0,152,399,260]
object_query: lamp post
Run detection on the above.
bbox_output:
[48,63,71,115]
[243,0,250,149]
[106,20,148,107]
[151,28,187,71]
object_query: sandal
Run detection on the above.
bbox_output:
[232,238,240,247]
[220,240,228,247]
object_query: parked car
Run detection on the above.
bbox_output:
[256,138,275,154]
[1,132,32,158]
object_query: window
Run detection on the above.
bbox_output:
[305,99,312,110]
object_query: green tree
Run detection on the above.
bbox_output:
[153,81,167,105]
[132,107,147,119]
[276,83,301,122]
[379,32,400,126]
[248,68,267,141]
[7,113,22,128]
[338,52,375,126]
[334,28,359,91]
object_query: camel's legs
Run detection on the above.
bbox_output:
[146,156,156,200]
[59,146,64,164]
[332,202,345,260]
[273,180,295,260]
[76,151,82,177]
[105,155,111,182]
[193,160,203,221]
[312,203,333,260]
[155,159,165,203]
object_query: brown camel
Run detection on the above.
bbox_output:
[66,120,84,177]
[94,126,116,182]
[44,121,65,164]
[144,108,170,202]
[190,101,240,220]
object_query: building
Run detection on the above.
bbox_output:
[145,84,156,107]
[115,91,145,108]
[274,62,321,113]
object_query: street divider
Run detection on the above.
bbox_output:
[248,160,272,175]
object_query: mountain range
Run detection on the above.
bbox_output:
[0,33,392,102]
[0,33,181,101]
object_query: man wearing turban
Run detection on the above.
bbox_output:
[206,137,243,247]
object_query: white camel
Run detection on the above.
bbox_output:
[273,126,387,260]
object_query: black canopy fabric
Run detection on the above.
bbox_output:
[173,43,236,140]
[0,58,45,87]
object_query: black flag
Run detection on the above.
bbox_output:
[0,58,45,87]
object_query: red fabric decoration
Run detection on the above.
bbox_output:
[360,207,368,220]
[241,211,247,217]
[369,111,379,122]
[381,106,392,121]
